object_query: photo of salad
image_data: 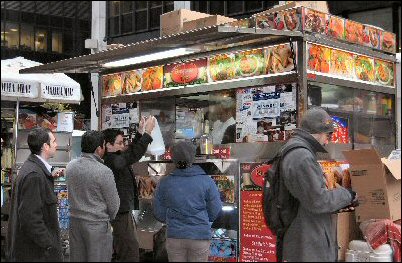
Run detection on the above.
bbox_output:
[355,56,375,82]
[234,49,265,78]
[141,66,163,91]
[375,59,394,87]
[209,53,236,81]
[327,16,345,40]
[330,49,355,78]
[102,73,122,97]
[307,44,331,74]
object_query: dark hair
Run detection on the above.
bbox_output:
[103,129,124,145]
[28,127,51,155]
[81,131,105,153]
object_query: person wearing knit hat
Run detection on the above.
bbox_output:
[153,140,222,262]
[273,107,358,262]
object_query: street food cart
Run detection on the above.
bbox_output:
[21,6,398,262]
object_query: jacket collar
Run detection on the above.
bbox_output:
[292,128,328,154]
[81,153,104,164]
[28,154,52,177]
[171,165,206,177]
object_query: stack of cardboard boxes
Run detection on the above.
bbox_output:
[340,149,401,260]
[160,9,236,37]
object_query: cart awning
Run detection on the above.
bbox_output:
[1,57,83,104]
[18,22,302,74]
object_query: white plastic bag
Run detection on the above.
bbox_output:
[146,118,166,156]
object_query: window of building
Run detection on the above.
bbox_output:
[107,1,174,37]
[35,28,47,52]
[62,30,73,54]
[4,22,19,49]
[52,30,62,53]
[1,21,5,47]
[191,1,277,18]
[20,23,34,51]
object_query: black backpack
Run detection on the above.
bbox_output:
[263,142,308,261]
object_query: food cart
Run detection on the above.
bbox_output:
[20,6,398,262]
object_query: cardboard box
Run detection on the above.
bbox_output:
[182,15,237,32]
[343,149,401,222]
[160,9,211,36]
[254,1,329,16]
[337,212,360,261]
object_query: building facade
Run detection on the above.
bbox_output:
[1,1,93,120]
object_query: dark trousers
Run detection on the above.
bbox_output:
[111,212,139,262]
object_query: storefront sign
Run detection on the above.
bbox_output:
[240,163,277,262]
[1,81,39,98]
[41,84,81,101]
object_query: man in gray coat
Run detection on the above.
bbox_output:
[66,131,120,262]
[281,108,357,262]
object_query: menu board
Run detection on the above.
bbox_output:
[307,43,395,87]
[164,58,208,88]
[18,108,58,131]
[102,73,122,97]
[236,84,297,143]
[101,102,137,129]
[240,163,276,262]
[256,8,302,31]
[141,66,164,91]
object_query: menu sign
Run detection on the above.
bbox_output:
[307,43,395,87]
[240,163,276,262]
[164,58,208,88]
[1,81,39,98]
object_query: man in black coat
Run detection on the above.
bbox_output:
[7,127,63,262]
[103,116,155,262]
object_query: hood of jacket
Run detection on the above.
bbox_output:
[170,165,206,177]
[291,128,328,154]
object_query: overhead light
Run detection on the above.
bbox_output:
[222,206,235,212]
[10,28,18,32]
[103,48,199,68]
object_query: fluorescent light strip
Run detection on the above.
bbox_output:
[103,48,198,68]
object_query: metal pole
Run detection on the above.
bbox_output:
[14,100,19,172]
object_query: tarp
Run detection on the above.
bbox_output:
[1,57,83,104]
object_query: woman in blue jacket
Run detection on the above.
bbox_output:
[153,141,222,262]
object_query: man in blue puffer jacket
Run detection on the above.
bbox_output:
[153,140,222,262]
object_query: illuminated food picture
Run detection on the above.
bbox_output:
[375,60,394,86]
[381,32,396,53]
[355,56,375,82]
[345,20,364,44]
[209,54,235,81]
[330,49,354,78]
[103,74,122,96]
[171,63,199,84]
[267,44,294,73]
[235,49,265,77]
[308,44,330,73]
[142,66,163,91]
[304,9,327,34]
[328,16,345,39]
[122,70,142,94]
[283,9,299,31]
[368,27,380,48]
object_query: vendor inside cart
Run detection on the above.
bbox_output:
[210,95,236,144]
